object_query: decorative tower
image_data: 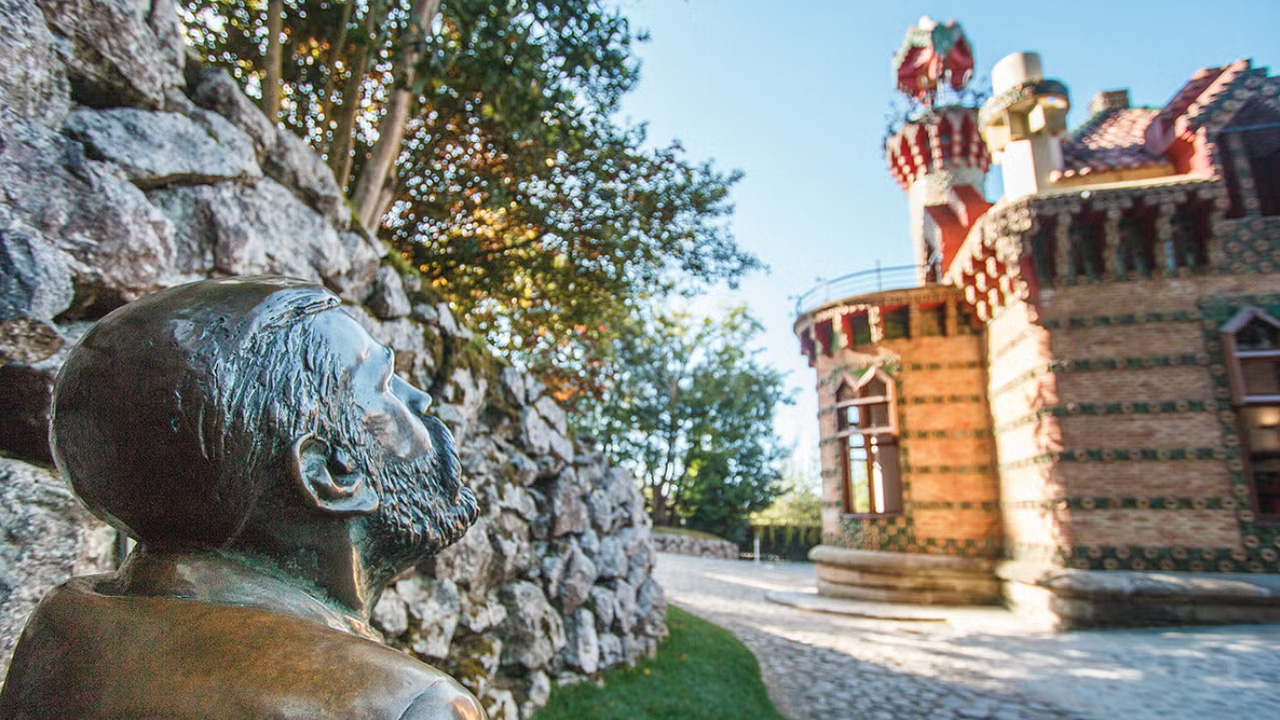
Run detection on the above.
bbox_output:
[886,17,991,282]
[977,52,1070,199]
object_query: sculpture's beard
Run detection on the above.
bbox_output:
[360,416,480,573]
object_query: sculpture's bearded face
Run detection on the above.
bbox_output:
[313,310,480,569]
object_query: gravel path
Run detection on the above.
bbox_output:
[654,552,1280,720]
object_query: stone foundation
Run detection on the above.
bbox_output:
[999,561,1280,628]
[809,545,1001,605]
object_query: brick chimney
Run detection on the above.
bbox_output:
[1089,89,1130,116]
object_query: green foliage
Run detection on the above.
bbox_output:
[178,0,760,396]
[751,458,822,526]
[532,605,785,720]
[575,306,789,542]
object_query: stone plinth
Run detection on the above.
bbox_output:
[810,545,1000,605]
[999,561,1280,628]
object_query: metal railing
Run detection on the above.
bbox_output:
[792,263,928,317]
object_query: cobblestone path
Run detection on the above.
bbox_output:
[654,553,1280,720]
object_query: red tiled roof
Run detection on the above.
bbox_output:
[1145,59,1253,157]
[1057,107,1165,179]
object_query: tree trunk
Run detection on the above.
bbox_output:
[328,8,377,189]
[319,0,355,142]
[350,0,440,232]
[263,0,284,121]
[651,483,668,527]
[370,175,401,227]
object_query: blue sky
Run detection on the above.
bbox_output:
[611,0,1280,476]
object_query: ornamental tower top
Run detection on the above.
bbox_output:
[886,17,990,281]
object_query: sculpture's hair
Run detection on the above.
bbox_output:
[51,277,348,547]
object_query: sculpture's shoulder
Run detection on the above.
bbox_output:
[0,578,485,720]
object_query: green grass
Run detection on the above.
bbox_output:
[532,605,785,720]
[652,525,730,542]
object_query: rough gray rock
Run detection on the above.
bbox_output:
[611,580,637,635]
[651,532,739,560]
[597,632,623,668]
[0,224,73,365]
[189,69,273,146]
[433,522,496,594]
[65,107,260,187]
[261,127,351,226]
[637,577,668,637]
[535,396,568,437]
[0,121,181,311]
[398,575,461,661]
[557,544,597,613]
[0,225,74,325]
[499,366,526,406]
[562,608,600,674]
[36,0,185,110]
[500,581,566,669]
[458,595,509,635]
[0,458,115,679]
[547,430,576,464]
[520,407,552,456]
[595,535,628,580]
[371,585,410,638]
[0,0,71,126]
[147,179,378,293]
[368,265,412,319]
[589,586,618,632]
[490,513,533,582]
[549,469,590,537]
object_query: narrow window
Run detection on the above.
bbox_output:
[1116,209,1155,277]
[1070,212,1105,280]
[835,372,902,515]
[1166,205,1208,271]
[1031,219,1057,285]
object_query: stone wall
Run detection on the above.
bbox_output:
[0,2,665,716]
[651,532,739,559]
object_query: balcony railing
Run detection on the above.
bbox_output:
[793,264,928,317]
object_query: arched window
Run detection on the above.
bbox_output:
[1223,307,1280,520]
[834,370,902,515]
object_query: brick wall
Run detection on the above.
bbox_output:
[806,288,1001,558]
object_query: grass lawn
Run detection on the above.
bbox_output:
[531,605,785,720]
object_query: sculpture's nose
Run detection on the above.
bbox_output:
[391,375,433,417]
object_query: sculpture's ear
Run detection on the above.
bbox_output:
[288,434,379,516]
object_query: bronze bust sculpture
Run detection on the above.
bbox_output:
[0,277,486,719]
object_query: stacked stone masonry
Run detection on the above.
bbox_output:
[650,532,740,560]
[0,2,665,716]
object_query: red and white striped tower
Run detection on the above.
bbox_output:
[886,17,990,282]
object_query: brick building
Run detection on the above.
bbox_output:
[794,18,1280,626]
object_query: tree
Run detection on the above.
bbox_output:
[179,0,760,395]
[750,457,822,527]
[576,306,790,542]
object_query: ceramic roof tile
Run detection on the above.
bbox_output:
[1058,107,1165,178]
